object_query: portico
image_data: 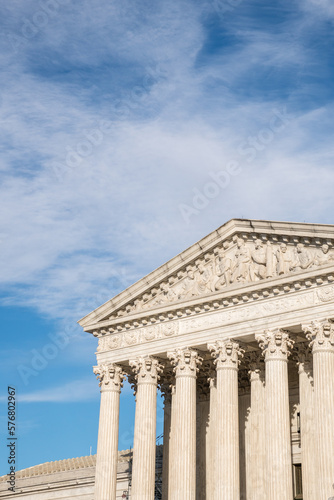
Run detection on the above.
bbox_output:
[79,219,334,500]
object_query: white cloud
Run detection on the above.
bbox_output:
[11,377,133,403]
[0,0,334,321]
[300,0,334,19]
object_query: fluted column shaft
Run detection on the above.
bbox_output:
[256,329,294,500]
[206,375,217,499]
[196,393,209,500]
[168,348,202,500]
[303,319,334,499]
[93,364,125,500]
[209,339,244,500]
[130,357,163,500]
[296,346,315,500]
[239,390,251,500]
[248,355,266,500]
[168,383,176,498]
[161,380,172,500]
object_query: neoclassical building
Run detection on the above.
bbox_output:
[78,219,334,500]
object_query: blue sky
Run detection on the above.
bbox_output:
[1,0,334,474]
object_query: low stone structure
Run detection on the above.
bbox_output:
[0,449,163,499]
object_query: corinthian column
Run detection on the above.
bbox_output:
[160,375,173,500]
[247,353,266,500]
[129,356,163,500]
[208,339,244,500]
[295,343,315,500]
[256,329,294,500]
[93,363,125,500]
[196,377,210,500]
[168,382,176,498]
[206,369,216,500]
[303,319,334,499]
[167,348,202,500]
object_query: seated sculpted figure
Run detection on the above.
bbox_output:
[291,243,314,271]
[314,243,334,266]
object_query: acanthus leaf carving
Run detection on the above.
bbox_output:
[208,339,244,370]
[245,351,265,383]
[167,348,202,378]
[302,318,334,354]
[294,342,313,376]
[129,356,164,385]
[256,329,294,361]
[93,363,125,392]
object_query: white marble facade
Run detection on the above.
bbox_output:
[79,219,334,500]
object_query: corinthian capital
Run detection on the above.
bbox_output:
[159,370,174,406]
[167,348,202,378]
[245,351,265,382]
[129,356,163,385]
[256,329,294,361]
[208,340,244,370]
[294,342,312,374]
[93,363,125,392]
[302,319,334,354]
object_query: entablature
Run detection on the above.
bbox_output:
[88,265,334,337]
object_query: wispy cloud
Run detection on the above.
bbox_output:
[6,378,99,403]
[9,377,133,403]
[1,0,334,322]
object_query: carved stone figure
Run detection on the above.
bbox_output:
[214,248,232,290]
[314,244,334,266]
[231,238,252,283]
[110,234,334,318]
[250,239,267,281]
[152,282,176,306]
[275,242,293,275]
[196,263,213,294]
[179,268,198,299]
[291,243,313,271]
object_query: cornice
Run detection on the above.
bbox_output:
[89,266,334,337]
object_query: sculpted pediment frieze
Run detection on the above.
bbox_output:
[78,219,334,334]
[110,236,334,320]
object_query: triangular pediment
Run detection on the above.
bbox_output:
[78,219,334,334]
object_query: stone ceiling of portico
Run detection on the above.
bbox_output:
[78,219,334,336]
